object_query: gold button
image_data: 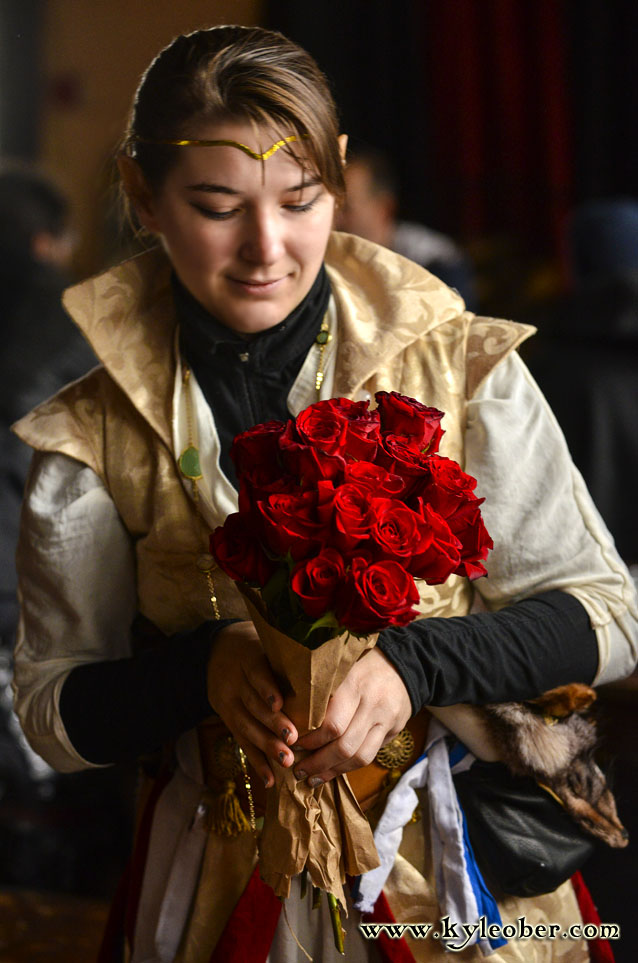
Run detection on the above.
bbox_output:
[196,553,214,572]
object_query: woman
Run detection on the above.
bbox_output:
[12,25,637,963]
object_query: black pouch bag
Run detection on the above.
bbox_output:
[453,760,596,898]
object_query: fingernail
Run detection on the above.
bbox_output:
[295,770,307,781]
[281,727,290,742]
[267,694,275,707]
[278,751,286,763]
[263,775,270,788]
[308,776,324,788]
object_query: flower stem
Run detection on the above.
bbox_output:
[328,893,345,955]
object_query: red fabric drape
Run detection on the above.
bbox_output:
[208,865,282,963]
[424,0,573,256]
[98,767,172,963]
[361,890,417,963]
[571,871,616,963]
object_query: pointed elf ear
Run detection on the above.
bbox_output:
[117,154,160,234]
[338,133,349,165]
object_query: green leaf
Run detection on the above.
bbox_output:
[261,565,289,610]
[307,611,341,635]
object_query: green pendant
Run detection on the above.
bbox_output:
[179,445,203,480]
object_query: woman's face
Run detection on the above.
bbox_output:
[136,120,336,333]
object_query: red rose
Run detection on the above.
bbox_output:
[369,497,431,562]
[344,461,405,497]
[334,398,381,460]
[257,490,326,560]
[375,391,444,453]
[336,558,420,634]
[449,500,493,580]
[279,421,345,486]
[295,401,347,455]
[230,420,286,480]
[295,398,380,460]
[237,468,299,515]
[409,501,463,584]
[332,483,374,552]
[375,433,431,496]
[291,548,346,618]
[210,513,275,586]
[413,456,479,518]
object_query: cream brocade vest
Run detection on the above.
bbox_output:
[14,234,591,963]
[14,232,532,633]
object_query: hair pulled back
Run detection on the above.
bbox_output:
[124,25,344,200]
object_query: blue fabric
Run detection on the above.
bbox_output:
[458,791,507,950]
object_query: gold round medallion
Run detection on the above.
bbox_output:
[211,735,242,780]
[375,729,415,770]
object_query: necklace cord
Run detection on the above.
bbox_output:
[179,314,331,838]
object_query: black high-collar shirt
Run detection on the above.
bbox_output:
[175,266,331,488]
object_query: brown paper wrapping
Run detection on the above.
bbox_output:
[238,585,380,906]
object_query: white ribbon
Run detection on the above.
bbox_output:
[355,718,497,955]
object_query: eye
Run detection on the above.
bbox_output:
[283,190,323,214]
[190,203,237,221]
[284,199,317,214]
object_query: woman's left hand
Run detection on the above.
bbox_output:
[292,648,412,786]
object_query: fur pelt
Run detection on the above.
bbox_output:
[481,683,628,848]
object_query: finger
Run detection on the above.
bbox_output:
[295,699,357,752]
[296,714,384,782]
[243,652,285,713]
[234,739,274,789]
[309,726,387,784]
[239,684,298,754]
[232,701,296,769]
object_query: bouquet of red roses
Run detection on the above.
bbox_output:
[213,391,491,644]
[211,391,492,909]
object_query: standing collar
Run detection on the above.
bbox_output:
[58,233,469,448]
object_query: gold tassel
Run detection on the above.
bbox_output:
[205,779,252,837]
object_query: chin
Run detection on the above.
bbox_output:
[223,303,293,334]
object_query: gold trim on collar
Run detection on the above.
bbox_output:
[134,134,303,161]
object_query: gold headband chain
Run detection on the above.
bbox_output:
[133,134,304,161]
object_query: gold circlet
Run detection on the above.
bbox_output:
[135,134,304,161]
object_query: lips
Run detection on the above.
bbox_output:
[228,275,288,294]
[231,277,282,285]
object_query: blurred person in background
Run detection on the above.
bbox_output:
[0,164,95,646]
[530,197,638,571]
[0,168,121,902]
[337,146,477,308]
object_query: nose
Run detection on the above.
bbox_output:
[239,209,285,265]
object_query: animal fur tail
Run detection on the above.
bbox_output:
[482,684,628,849]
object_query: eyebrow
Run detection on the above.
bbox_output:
[186,176,323,195]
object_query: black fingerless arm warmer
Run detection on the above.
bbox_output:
[58,591,598,765]
[377,589,599,714]
[58,618,238,764]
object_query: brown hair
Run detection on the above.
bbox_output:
[123,25,344,201]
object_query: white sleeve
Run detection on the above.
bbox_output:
[465,351,638,686]
[12,451,137,772]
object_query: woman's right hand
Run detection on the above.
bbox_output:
[206,621,298,787]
